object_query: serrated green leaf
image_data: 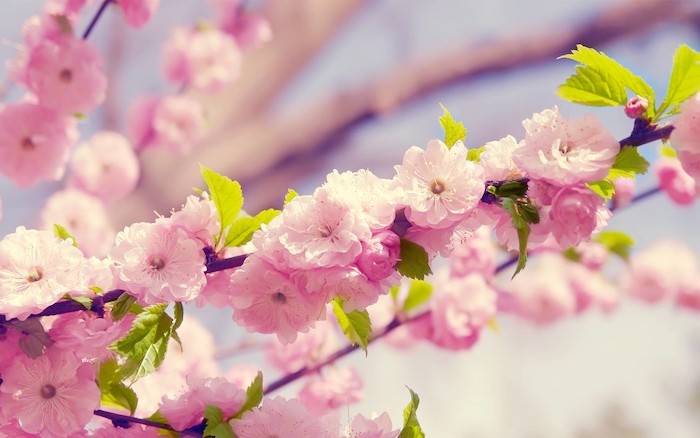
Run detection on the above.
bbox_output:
[518,201,540,225]
[109,293,142,321]
[608,146,650,179]
[53,224,78,248]
[203,405,235,438]
[660,145,677,158]
[467,145,485,162]
[199,164,244,247]
[284,188,298,204]
[332,299,372,352]
[234,371,263,419]
[595,230,635,260]
[111,304,173,383]
[398,387,424,438]
[438,104,467,148]
[501,198,529,278]
[403,280,433,313]
[657,44,700,118]
[586,180,616,199]
[558,45,655,115]
[396,239,432,280]
[98,358,139,415]
[8,319,54,358]
[224,208,280,247]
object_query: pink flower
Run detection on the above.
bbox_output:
[231,396,327,437]
[479,135,523,181]
[229,254,328,344]
[512,107,619,186]
[162,26,242,92]
[298,367,364,415]
[0,227,86,320]
[671,92,700,180]
[449,226,497,278]
[25,35,106,115]
[211,0,273,49]
[0,348,100,437]
[68,131,140,202]
[0,103,76,187]
[152,95,205,154]
[548,185,609,248]
[612,177,635,207]
[165,193,219,247]
[279,189,370,268]
[345,412,399,438]
[127,95,159,151]
[624,96,649,119]
[110,222,206,305]
[49,311,134,362]
[39,189,115,257]
[655,156,696,205]
[265,319,338,373]
[44,0,90,18]
[115,0,159,28]
[356,230,401,282]
[394,139,485,228]
[308,267,387,312]
[160,376,246,431]
[624,240,698,303]
[566,261,618,313]
[429,270,497,350]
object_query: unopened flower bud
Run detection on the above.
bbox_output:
[624,96,649,119]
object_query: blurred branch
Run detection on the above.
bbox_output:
[118,0,698,222]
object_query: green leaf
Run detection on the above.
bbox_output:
[53,224,78,248]
[233,371,263,419]
[98,359,139,415]
[109,293,142,321]
[466,145,485,162]
[518,201,540,225]
[402,280,433,313]
[199,164,244,246]
[332,299,372,353]
[110,304,173,383]
[396,239,432,280]
[389,285,400,300]
[171,302,184,351]
[608,146,650,179]
[501,198,530,278]
[595,230,635,260]
[203,405,235,438]
[657,44,700,118]
[284,188,298,204]
[558,45,655,115]
[494,180,528,198]
[660,145,677,158]
[398,387,425,438]
[7,319,54,359]
[70,295,93,310]
[224,208,281,247]
[586,180,616,199]
[438,104,467,148]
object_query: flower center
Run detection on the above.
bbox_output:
[149,256,166,271]
[59,68,73,83]
[430,179,446,195]
[20,137,35,151]
[559,142,572,154]
[26,267,43,283]
[271,292,287,304]
[40,384,56,399]
[318,223,334,238]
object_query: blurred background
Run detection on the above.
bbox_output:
[3,0,700,436]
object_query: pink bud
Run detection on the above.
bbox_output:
[624,96,649,119]
[356,230,400,281]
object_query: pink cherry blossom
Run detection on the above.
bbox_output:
[152,95,206,154]
[24,35,106,115]
[211,0,273,49]
[394,139,485,228]
[162,26,242,92]
[279,189,370,268]
[231,396,327,437]
[164,192,219,247]
[229,254,328,344]
[0,103,76,187]
[624,96,649,119]
[345,412,399,438]
[512,107,619,186]
[0,227,87,320]
[160,376,246,431]
[612,177,635,207]
[576,241,609,271]
[671,92,700,180]
[356,230,401,282]
[547,185,610,248]
[115,0,160,28]
[110,222,207,305]
[308,266,388,312]
[0,348,100,437]
[566,260,618,313]
[39,189,114,257]
[127,95,159,151]
[265,319,338,373]
[298,367,364,415]
[449,226,497,278]
[68,131,140,202]
[429,269,497,350]
[655,156,696,205]
[48,311,135,362]
[479,135,523,181]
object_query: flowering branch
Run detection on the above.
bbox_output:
[82,0,114,40]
